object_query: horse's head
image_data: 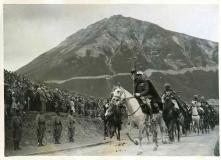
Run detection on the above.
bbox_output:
[105,103,116,119]
[111,86,124,101]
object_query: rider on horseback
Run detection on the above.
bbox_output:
[192,95,201,107]
[200,96,209,108]
[161,83,181,111]
[132,70,164,150]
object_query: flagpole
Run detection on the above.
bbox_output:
[128,57,137,95]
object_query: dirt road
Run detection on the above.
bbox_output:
[44,127,219,156]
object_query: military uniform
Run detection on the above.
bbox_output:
[37,87,47,112]
[36,112,46,146]
[67,112,75,142]
[134,73,162,114]
[53,112,62,144]
[11,111,22,150]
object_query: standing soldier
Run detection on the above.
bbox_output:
[36,111,46,147]
[67,110,75,142]
[70,99,75,113]
[53,110,62,144]
[37,85,47,112]
[11,109,22,150]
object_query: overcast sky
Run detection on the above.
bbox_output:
[4,4,218,71]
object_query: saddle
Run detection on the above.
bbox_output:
[137,97,151,114]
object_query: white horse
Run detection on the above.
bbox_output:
[191,103,200,135]
[105,86,165,154]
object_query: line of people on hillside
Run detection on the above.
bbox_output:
[4,70,105,120]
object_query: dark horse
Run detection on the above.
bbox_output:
[105,103,123,141]
[163,96,182,142]
[175,97,192,135]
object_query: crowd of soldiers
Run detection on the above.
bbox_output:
[4,70,106,150]
[4,70,105,117]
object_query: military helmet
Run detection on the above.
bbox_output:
[136,71,144,75]
[164,83,171,89]
[194,95,199,100]
[200,96,205,100]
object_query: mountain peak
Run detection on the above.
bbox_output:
[110,14,124,18]
[17,15,218,81]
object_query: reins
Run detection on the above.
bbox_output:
[119,88,141,117]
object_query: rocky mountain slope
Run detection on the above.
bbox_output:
[16,15,218,100]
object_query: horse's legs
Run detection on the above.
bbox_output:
[171,121,175,142]
[160,125,164,143]
[169,121,174,142]
[192,119,196,133]
[117,126,120,141]
[152,121,158,150]
[144,125,150,142]
[168,121,173,142]
[145,115,150,142]
[176,121,180,142]
[197,119,200,135]
[160,118,166,143]
[126,121,138,145]
[139,127,143,148]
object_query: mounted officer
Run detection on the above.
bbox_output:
[131,70,164,150]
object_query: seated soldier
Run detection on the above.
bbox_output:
[133,70,163,114]
[200,96,209,109]
[191,95,204,116]
[133,71,152,114]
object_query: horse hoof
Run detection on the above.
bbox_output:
[134,140,139,145]
[153,146,158,151]
[137,149,143,155]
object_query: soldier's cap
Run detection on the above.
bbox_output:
[164,83,171,88]
[194,95,199,99]
[131,69,136,74]
[200,96,205,100]
[136,71,144,75]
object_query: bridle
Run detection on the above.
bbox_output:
[111,87,141,117]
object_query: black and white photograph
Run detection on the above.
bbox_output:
[2,1,220,157]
